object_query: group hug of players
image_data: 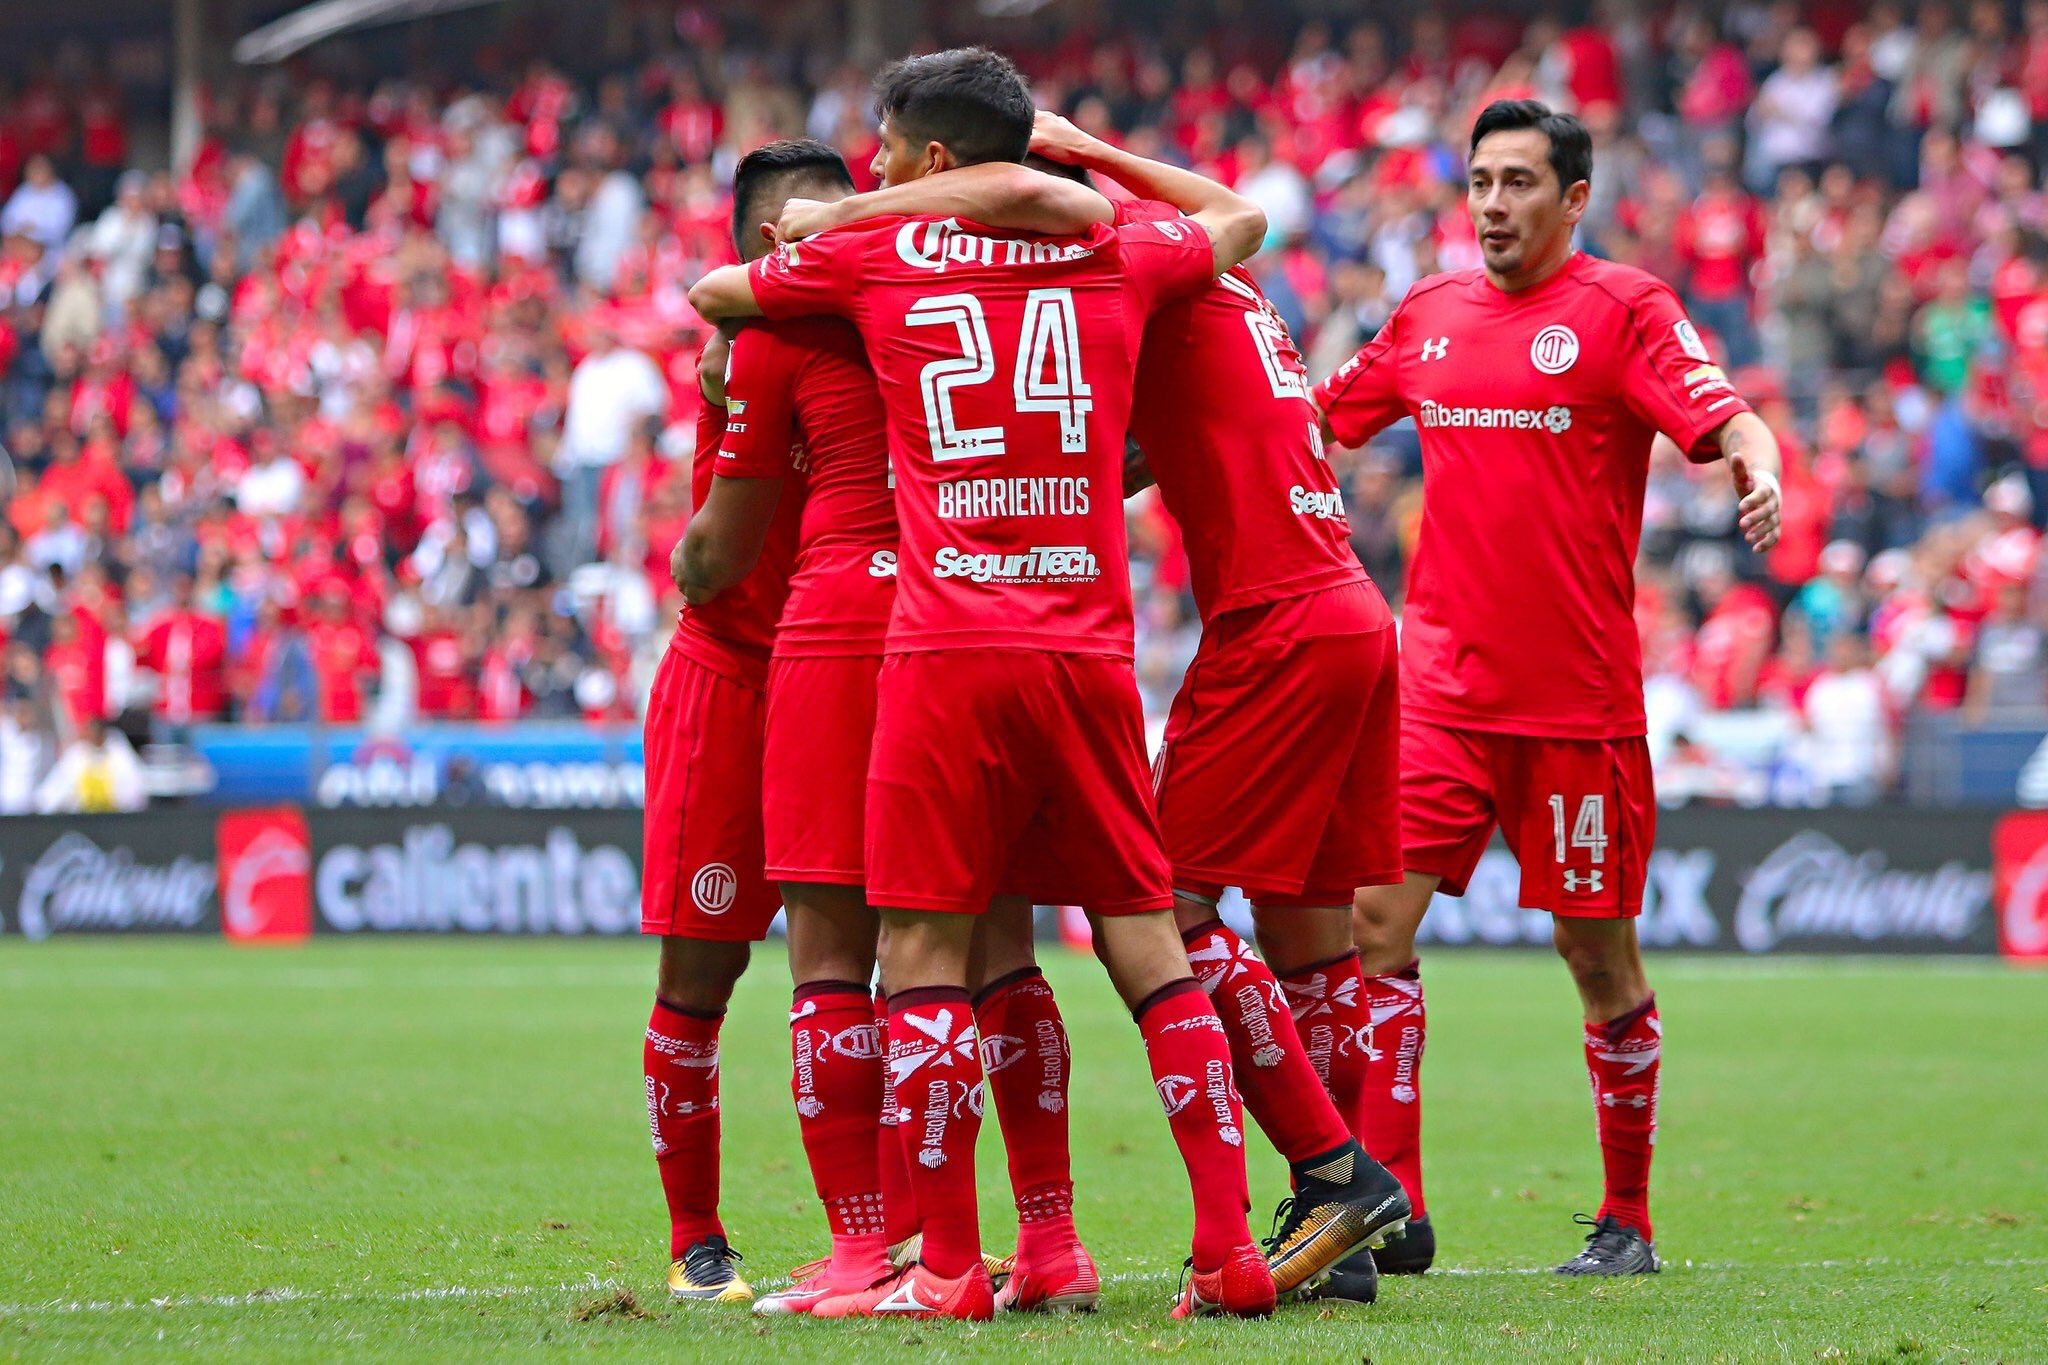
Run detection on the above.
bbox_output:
[633,46,1785,1322]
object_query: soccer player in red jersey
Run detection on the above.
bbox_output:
[687,140,1099,1315]
[638,328,803,1305]
[677,140,923,1315]
[780,110,1415,1304]
[691,48,1323,1321]
[1315,101,1785,1278]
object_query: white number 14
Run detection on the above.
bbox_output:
[1549,794,1608,865]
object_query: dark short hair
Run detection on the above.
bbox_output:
[874,47,1033,167]
[1469,99,1593,192]
[730,138,855,250]
[1023,151,1093,188]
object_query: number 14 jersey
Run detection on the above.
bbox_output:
[746,214,1215,657]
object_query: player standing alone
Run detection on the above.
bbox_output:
[1315,100,1784,1276]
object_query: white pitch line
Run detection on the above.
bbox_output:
[6,1259,2044,1318]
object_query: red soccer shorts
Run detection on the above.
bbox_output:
[1154,582,1403,906]
[1400,716,1655,918]
[865,648,1172,916]
[640,646,781,940]
[763,654,881,886]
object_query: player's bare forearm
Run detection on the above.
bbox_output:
[687,266,764,325]
[1122,439,1156,497]
[1030,111,1265,273]
[778,163,1113,241]
[697,330,732,405]
[679,474,783,601]
[1717,411,1784,553]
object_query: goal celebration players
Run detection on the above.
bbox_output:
[1314,100,1785,1276]
[774,110,1414,1304]
[637,332,802,1302]
[692,47,1373,1320]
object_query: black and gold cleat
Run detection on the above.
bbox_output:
[1374,1211,1435,1275]
[668,1235,753,1303]
[1262,1139,1412,1299]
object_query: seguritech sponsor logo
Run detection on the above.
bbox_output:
[1289,484,1347,521]
[1420,400,1573,433]
[931,545,1100,584]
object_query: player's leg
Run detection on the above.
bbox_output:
[1152,597,1410,1296]
[1037,652,1269,1319]
[753,654,906,1312]
[813,653,1020,1322]
[1347,718,1501,1276]
[810,908,993,1320]
[1502,735,1662,1276]
[757,883,891,1313]
[638,649,771,1304]
[970,897,1094,1313]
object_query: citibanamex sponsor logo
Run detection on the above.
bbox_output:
[314,824,639,934]
[1734,832,1990,952]
[11,833,215,940]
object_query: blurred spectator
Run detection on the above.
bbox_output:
[2,156,77,251]
[559,321,665,567]
[1799,632,1893,805]
[34,713,146,812]
[1965,579,2047,719]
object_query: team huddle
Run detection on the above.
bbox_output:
[635,47,1785,1323]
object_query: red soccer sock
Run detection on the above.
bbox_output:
[1135,978,1253,1273]
[873,991,921,1245]
[790,981,892,1285]
[1181,920,1350,1164]
[1357,961,1428,1217]
[1279,949,1372,1134]
[973,966,1077,1267]
[1585,995,1661,1240]
[888,987,985,1278]
[644,997,725,1258]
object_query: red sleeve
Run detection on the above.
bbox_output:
[1616,280,1754,460]
[747,227,867,322]
[718,327,800,479]
[1114,218,1215,319]
[1313,306,1407,449]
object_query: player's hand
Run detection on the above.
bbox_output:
[669,536,690,594]
[774,197,839,243]
[1732,454,1782,553]
[1029,110,1098,164]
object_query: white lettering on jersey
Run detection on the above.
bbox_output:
[1419,400,1574,434]
[1289,485,1347,521]
[868,550,898,578]
[931,545,1101,584]
[935,476,1091,519]
[896,218,1097,273]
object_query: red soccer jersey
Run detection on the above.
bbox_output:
[718,318,897,657]
[1117,199,1371,623]
[747,214,1214,655]
[670,356,803,688]
[1315,253,1753,740]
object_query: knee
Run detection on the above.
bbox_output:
[1350,888,1421,974]
[656,937,750,1012]
[1553,928,1639,997]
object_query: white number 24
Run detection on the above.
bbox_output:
[908,289,1093,461]
[1548,794,1608,865]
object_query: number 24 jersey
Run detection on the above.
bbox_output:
[747,214,1215,658]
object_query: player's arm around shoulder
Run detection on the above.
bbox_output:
[1029,111,1264,274]
[777,160,1114,241]
[687,265,762,326]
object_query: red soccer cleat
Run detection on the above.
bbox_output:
[1170,1244,1277,1320]
[810,1260,996,1321]
[994,1238,1101,1313]
[751,1265,895,1316]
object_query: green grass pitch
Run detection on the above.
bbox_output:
[1,941,2043,1361]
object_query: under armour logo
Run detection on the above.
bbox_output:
[1563,869,1605,894]
[1420,336,1450,362]
[1601,1092,1651,1109]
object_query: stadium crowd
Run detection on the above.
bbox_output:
[3,0,2048,812]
